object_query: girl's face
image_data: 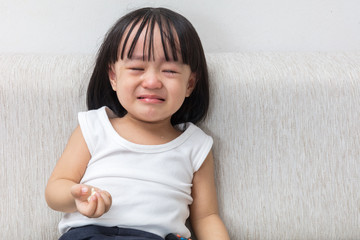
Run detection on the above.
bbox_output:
[108,23,196,125]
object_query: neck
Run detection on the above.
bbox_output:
[114,113,181,145]
[124,113,174,131]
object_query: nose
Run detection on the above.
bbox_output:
[141,70,162,89]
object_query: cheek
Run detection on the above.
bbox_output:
[114,82,133,104]
[168,82,188,104]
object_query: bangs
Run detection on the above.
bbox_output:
[119,10,182,62]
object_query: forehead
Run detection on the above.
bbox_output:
[118,18,181,62]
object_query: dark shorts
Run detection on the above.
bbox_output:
[59,225,164,240]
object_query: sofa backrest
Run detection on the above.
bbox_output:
[1,53,359,239]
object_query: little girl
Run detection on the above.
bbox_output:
[45,7,229,240]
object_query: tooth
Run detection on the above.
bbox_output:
[87,188,97,202]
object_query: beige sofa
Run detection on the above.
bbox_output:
[1,53,359,239]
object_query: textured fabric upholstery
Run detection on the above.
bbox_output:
[1,53,359,239]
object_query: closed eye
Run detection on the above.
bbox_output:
[130,68,144,71]
[163,70,178,74]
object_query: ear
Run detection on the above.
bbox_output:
[108,64,117,91]
[185,72,196,97]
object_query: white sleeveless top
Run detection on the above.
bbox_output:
[58,106,213,238]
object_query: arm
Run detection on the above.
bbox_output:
[190,151,230,240]
[45,125,112,217]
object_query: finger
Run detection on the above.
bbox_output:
[92,192,106,218]
[100,191,112,213]
[80,194,98,217]
[71,184,84,198]
[71,184,91,202]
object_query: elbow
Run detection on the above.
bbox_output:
[44,183,55,210]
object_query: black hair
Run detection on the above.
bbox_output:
[87,7,209,125]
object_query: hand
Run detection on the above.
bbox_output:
[70,184,112,218]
